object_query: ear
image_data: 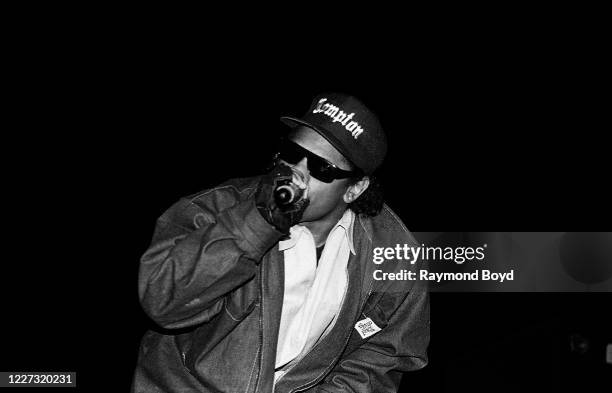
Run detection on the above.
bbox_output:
[343,176,370,204]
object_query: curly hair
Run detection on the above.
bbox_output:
[348,175,385,217]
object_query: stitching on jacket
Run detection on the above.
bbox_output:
[358,345,427,359]
[289,277,376,392]
[185,180,266,256]
[357,204,410,245]
[245,344,260,393]
[187,181,257,206]
[255,260,266,392]
[223,299,243,322]
[357,216,373,243]
[187,184,241,203]
[382,204,410,235]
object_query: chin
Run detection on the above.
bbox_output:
[299,211,316,223]
[299,206,324,223]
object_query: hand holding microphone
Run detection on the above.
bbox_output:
[255,163,309,235]
[274,170,308,206]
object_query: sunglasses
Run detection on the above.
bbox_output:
[275,139,361,183]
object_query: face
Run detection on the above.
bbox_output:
[283,126,357,223]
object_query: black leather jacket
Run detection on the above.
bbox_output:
[132,176,429,393]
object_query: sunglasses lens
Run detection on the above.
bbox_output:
[277,139,354,183]
[308,159,336,183]
[278,141,304,165]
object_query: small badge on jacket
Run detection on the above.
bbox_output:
[354,317,382,339]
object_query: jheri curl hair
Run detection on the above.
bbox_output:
[348,175,384,217]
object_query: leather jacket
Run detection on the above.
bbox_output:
[132,176,429,393]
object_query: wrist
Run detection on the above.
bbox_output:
[256,205,290,237]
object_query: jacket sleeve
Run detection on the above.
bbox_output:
[311,274,430,393]
[138,191,283,329]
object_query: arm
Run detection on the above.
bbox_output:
[312,276,430,393]
[138,192,283,329]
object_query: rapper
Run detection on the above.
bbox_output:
[132,93,430,393]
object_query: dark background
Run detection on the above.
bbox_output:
[2,13,610,392]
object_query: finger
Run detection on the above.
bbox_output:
[291,170,308,189]
[292,176,306,189]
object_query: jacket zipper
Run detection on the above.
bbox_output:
[275,265,351,387]
[289,281,374,393]
[282,273,375,392]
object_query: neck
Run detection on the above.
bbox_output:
[301,205,347,247]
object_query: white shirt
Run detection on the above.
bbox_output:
[274,209,356,380]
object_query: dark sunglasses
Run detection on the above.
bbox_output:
[275,139,361,183]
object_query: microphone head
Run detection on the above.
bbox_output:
[274,184,300,206]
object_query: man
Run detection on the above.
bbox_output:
[133,93,429,392]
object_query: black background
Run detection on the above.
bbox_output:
[2,11,610,392]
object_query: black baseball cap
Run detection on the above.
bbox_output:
[280,93,387,175]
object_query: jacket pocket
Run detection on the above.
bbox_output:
[363,302,390,330]
[224,295,257,321]
[180,308,261,392]
[343,293,391,354]
[223,279,258,321]
[180,280,258,370]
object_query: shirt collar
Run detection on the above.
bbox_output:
[337,209,356,254]
[278,209,356,255]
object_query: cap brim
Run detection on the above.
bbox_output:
[280,116,361,173]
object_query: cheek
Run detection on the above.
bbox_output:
[307,180,347,210]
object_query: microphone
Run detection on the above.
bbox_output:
[274,182,304,206]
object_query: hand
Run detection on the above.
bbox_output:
[255,163,309,235]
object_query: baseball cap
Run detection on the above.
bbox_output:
[280,93,387,175]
